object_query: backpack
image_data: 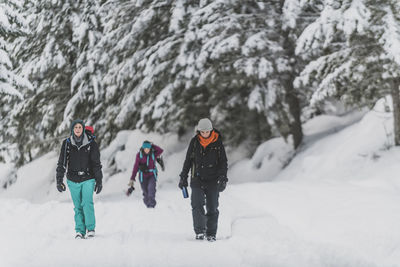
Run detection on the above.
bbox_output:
[138,148,158,182]
[85,126,96,141]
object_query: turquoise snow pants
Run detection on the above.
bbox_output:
[67,179,96,235]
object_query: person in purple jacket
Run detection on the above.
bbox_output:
[127,140,164,208]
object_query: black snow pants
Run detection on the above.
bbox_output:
[191,186,219,236]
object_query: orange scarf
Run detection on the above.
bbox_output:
[198,131,219,149]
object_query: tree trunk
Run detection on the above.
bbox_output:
[281,33,303,149]
[287,84,303,149]
[278,0,303,149]
[282,75,303,149]
[391,78,400,146]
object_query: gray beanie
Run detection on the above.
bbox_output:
[196,118,213,131]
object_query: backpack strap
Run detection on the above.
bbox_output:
[63,138,71,169]
[138,149,158,182]
[151,151,157,181]
[191,138,199,178]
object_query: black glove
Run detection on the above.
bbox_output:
[126,186,135,196]
[217,176,228,192]
[94,180,102,194]
[126,180,135,196]
[178,176,188,189]
[56,181,66,192]
[156,156,165,171]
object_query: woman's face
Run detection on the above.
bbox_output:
[143,148,151,154]
[74,124,83,137]
[200,130,211,138]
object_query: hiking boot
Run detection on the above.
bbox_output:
[195,233,205,240]
[86,230,95,238]
[75,233,84,239]
[206,235,216,242]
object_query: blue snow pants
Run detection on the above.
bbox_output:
[67,179,96,235]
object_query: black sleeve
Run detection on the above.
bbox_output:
[56,139,67,183]
[90,141,103,182]
[217,142,228,180]
[180,138,195,179]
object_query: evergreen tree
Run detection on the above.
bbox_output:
[171,0,274,147]
[0,0,32,164]
[12,0,78,165]
[13,0,104,165]
[294,0,400,143]
[98,0,312,150]
[6,0,329,167]
[61,0,106,133]
[94,0,183,144]
[168,0,319,149]
[0,0,29,97]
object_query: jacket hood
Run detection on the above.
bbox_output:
[70,132,90,149]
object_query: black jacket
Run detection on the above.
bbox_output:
[180,130,228,188]
[56,133,103,183]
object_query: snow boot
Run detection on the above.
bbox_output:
[206,235,216,242]
[86,230,95,238]
[195,233,205,240]
[75,233,85,239]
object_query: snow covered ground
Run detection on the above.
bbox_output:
[2,98,400,266]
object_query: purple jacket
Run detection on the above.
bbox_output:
[130,144,163,181]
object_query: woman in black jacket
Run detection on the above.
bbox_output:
[56,119,103,239]
[179,118,228,242]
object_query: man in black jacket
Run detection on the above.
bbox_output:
[179,118,228,242]
[56,119,103,239]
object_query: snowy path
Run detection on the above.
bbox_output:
[2,105,400,266]
[2,181,400,267]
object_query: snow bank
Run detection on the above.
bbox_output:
[0,125,291,202]
[278,98,398,185]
